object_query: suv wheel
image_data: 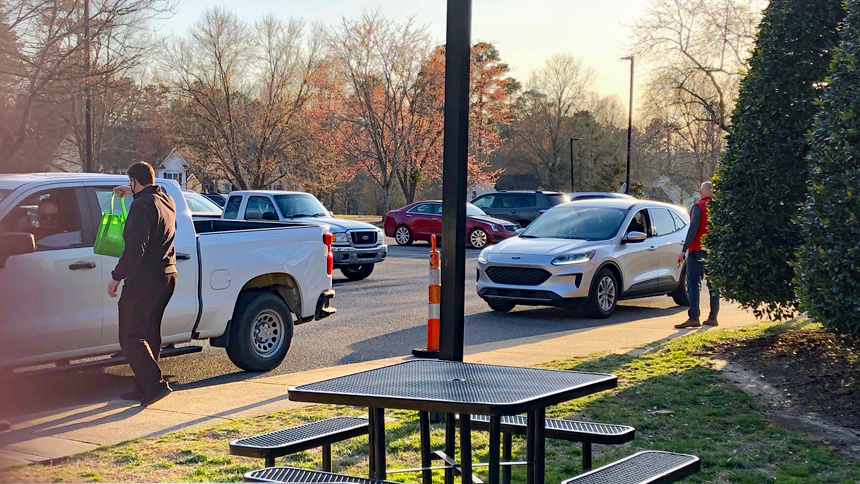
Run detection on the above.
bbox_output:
[486,299,515,313]
[586,268,618,318]
[671,265,689,306]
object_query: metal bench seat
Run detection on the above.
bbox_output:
[244,466,403,484]
[231,417,369,470]
[463,414,635,471]
[562,451,700,484]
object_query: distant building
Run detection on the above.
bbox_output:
[650,174,697,207]
[157,149,189,188]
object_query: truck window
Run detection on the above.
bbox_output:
[223,196,242,219]
[2,188,85,250]
[245,196,278,221]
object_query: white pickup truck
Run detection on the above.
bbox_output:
[222,191,387,280]
[0,174,336,372]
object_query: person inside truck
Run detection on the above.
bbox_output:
[31,198,63,241]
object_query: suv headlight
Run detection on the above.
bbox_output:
[332,232,349,245]
[477,248,490,264]
[551,250,595,266]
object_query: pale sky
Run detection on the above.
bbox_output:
[154,0,651,105]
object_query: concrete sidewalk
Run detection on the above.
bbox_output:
[0,302,756,470]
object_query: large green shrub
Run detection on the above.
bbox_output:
[797,1,860,337]
[708,0,846,320]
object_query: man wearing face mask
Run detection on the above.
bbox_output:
[107,162,177,407]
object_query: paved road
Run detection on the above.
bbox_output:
[0,236,685,419]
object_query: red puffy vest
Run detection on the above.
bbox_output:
[689,196,711,252]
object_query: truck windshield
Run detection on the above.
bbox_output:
[274,194,329,218]
[0,189,10,205]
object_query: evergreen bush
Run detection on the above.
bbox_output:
[708,0,846,320]
[797,1,860,337]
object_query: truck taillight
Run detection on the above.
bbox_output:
[323,232,333,275]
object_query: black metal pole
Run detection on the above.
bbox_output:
[622,55,634,194]
[84,0,93,173]
[569,138,580,193]
[439,0,471,362]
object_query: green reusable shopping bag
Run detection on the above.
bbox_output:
[94,193,127,258]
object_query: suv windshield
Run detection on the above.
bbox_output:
[0,189,10,205]
[274,194,329,218]
[521,206,628,241]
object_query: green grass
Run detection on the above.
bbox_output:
[3,320,858,483]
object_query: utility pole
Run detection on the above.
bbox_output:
[621,55,634,194]
[84,0,93,173]
[569,138,580,193]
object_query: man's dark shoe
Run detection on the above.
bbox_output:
[703,318,719,326]
[120,390,141,401]
[674,318,701,329]
[140,382,172,408]
[0,420,11,431]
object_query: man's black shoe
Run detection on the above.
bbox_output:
[140,382,172,408]
[120,390,141,401]
[0,420,11,431]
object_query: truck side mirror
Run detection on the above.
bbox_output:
[0,232,36,268]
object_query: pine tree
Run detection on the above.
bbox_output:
[708,0,846,320]
[797,0,860,336]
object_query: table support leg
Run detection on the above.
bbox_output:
[369,407,386,479]
[526,412,535,484]
[527,409,546,484]
[488,416,501,484]
[502,433,512,484]
[322,444,332,472]
[445,413,456,484]
[420,411,433,484]
[460,414,472,484]
[582,442,592,471]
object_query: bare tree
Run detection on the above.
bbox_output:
[513,54,597,189]
[162,8,323,189]
[327,10,432,215]
[0,0,173,172]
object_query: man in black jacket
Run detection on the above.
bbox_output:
[108,162,177,407]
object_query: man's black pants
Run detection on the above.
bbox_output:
[118,271,177,393]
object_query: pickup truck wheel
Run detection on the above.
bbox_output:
[394,225,413,245]
[340,264,374,280]
[227,293,293,371]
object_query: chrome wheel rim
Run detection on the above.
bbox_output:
[597,276,616,312]
[470,230,488,248]
[251,309,285,358]
[395,227,411,244]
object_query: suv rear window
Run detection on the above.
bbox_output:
[546,194,569,205]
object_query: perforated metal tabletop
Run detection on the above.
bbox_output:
[288,359,616,414]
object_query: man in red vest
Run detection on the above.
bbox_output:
[675,181,720,328]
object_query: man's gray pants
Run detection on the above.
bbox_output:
[686,250,719,320]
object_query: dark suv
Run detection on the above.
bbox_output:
[470,190,569,226]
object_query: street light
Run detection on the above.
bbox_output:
[620,55,634,194]
[569,137,581,193]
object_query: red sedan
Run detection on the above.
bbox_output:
[384,201,521,248]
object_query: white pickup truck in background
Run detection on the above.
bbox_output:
[0,174,335,373]
[221,191,387,280]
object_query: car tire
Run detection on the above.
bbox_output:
[469,228,489,248]
[486,299,515,313]
[341,264,374,280]
[586,268,618,318]
[227,292,293,372]
[672,265,690,306]
[394,225,413,245]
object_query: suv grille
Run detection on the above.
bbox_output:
[486,266,551,286]
[350,231,378,246]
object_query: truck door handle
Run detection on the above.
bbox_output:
[176,253,191,261]
[69,262,96,270]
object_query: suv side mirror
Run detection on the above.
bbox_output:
[623,231,647,243]
[0,232,36,268]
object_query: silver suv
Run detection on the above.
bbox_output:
[476,199,690,318]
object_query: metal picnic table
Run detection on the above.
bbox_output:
[288,359,617,484]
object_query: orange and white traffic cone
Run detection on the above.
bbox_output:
[413,235,440,358]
